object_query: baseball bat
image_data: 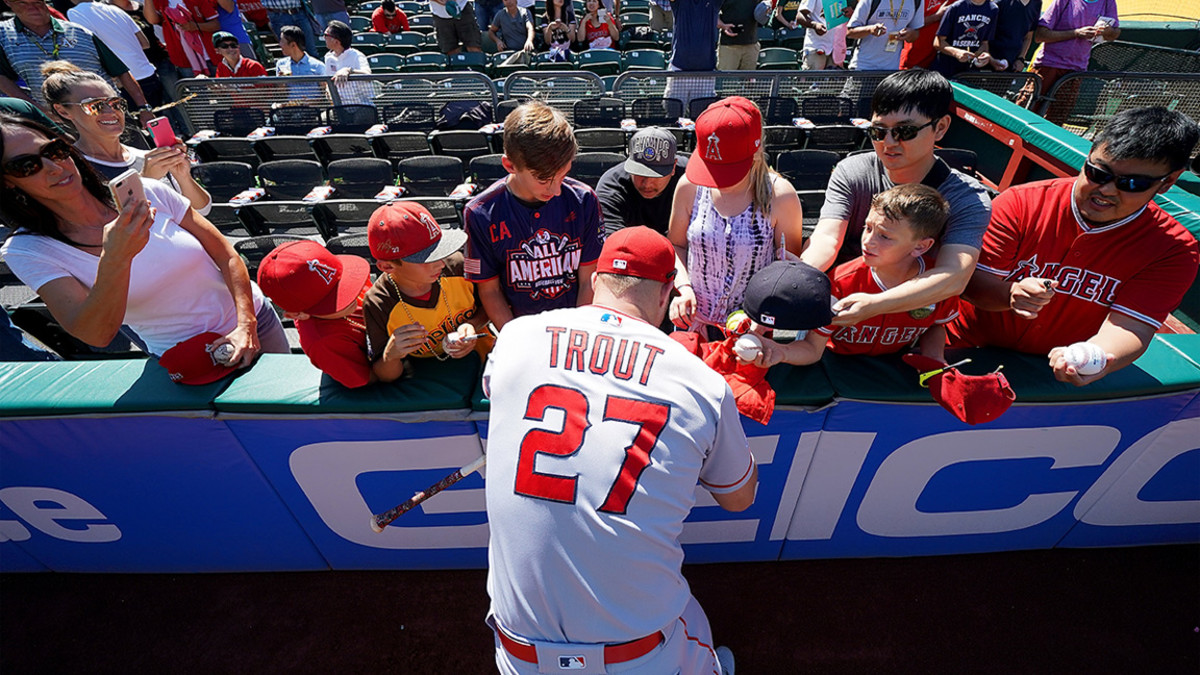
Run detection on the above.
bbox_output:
[369,455,487,533]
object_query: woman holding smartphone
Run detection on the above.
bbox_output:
[577,0,619,49]
[0,114,288,366]
[541,0,576,58]
[40,62,212,216]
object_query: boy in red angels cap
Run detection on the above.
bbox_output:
[667,95,805,339]
[364,201,493,383]
[257,240,374,388]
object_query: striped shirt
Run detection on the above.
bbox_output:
[0,17,129,105]
[685,186,776,327]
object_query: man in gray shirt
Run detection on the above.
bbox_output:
[801,69,992,326]
[487,0,532,57]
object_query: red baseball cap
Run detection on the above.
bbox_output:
[368,201,467,263]
[597,226,677,283]
[257,240,371,316]
[158,332,234,385]
[686,96,763,189]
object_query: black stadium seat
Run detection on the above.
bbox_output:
[257,160,324,201]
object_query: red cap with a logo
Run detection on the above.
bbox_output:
[257,240,371,316]
[158,332,234,385]
[686,96,763,189]
[597,226,677,284]
[368,201,467,263]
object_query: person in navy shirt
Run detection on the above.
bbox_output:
[463,101,604,329]
[932,0,999,77]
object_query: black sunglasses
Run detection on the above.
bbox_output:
[2,138,74,178]
[865,119,936,143]
[1083,160,1170,193]
[217,41,240,49]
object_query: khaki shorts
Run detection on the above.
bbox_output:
[435,5,483,52]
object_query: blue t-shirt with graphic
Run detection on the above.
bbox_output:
[931,0,999,76]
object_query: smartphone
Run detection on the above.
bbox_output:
[145,116,176,148]
[108,168,147,214]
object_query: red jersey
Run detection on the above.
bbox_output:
[295,308,372,389]
[371,6,410,33]
[948,177,1199,354]
[817,255,959,356]
[152,0,220,70]
[215,57,267,78]
[900,0,949,69]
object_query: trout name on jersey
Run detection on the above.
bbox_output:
[1008,255,1121,306]
[545,326,665,386]
[507,229,584,300]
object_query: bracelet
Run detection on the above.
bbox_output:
[675,283,692,291]
[139,104,153,112]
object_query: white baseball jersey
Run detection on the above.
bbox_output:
[484,304,754,645]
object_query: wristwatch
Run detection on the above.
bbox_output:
[139,104,154,113]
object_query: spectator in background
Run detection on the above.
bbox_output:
[577,0,618,49]
[214,0,258,60]
[900,0,951,69]
[277,24,326,75]
[668,97,804,337]
[476,0,503,37]
[42,62,213,215]
[489,0,534,63]
[650,0,672,30]
[311,0,350,30]
[541,0,575,60]
[717,0,759,71]
[988,0,1041,73]
[772,0,802,30]
[0,95,64,132]
[1015,0,1118,123]
[663,0,721,108]
[931,0,998,77]
[66,0,165,108]
[212,30,267,76]
[371,0,410,33]
[845,0,923,71]
[798,0,852,69]
[430,0,483,56]
[144,0,221,76]
[258,0,319,56]
[0,114,288,365]
[597,127,687,235]
[0,0,154,122]
[322,20,373,106]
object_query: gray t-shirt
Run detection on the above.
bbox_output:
[490,6,532,47]
[847,0,924,70]
[819,152,992,266]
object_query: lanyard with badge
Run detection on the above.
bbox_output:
[883,0,905,52]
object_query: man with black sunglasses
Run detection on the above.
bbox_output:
[802,69,991,328]
[949,106,1199,386]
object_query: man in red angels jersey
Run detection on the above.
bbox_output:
[948,106,1199,386]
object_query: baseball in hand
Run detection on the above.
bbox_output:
[212,343,236,365]
[733,334,763,362]
[1063,342,1107,375]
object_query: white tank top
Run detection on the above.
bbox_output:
[685,186,776,327]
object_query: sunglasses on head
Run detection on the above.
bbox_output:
[865,119,936,143]
[1083,160,1170,193]
[65,96,127,116]
[2,138,74,178]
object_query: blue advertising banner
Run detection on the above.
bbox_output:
[0,417,328,572]
[781,393,1198,559]
[0,539,48,572]
[225,418,489,570]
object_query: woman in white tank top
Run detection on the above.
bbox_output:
[667,97,805,332]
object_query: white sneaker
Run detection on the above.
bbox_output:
[716,645,735,675]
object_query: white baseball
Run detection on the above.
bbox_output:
[1063,342,1107,375]
[733,334,763,362]
[213,343,236,365]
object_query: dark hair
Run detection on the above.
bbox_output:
[381,0,396,10]
[542,0,575,25]
[1093,106,1200,173]
[871,69,955,122]
[870,183,949,242]
[325,20,353,51]
[0,114,116,245]
[280,25,305,49]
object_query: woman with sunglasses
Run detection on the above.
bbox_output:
[667,97,805,336]
[0,114,289,365]
[40,62,212,217]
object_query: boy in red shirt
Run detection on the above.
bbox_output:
[257,240,375,388]
[752,183,956,367]
[212,31,267,77]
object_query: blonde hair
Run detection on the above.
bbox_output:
[747,150,775,218]
[40,61,115,113]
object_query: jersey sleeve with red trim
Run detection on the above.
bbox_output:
[974,183,1032,278]
[698,388,755,494]
[1109,225,1199,328]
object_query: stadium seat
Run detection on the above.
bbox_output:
[755,96,799,126]
[351,32,387,55]
[757,47,798,70]
[401,197,465,228]
[571,152,625,189]
[631,97,683,127]
[619,12,650,29]
[325,232,373,260]
[205,203,255,238]
[213,107,266,136]
[386,32,425,56]
[328,157,396,199]
[687,95,721,120]
[763,125,804,160]
[403,51,448,72]
[257,159,325,201]
[367,53,405,73]
[622,49,667,71]
[325,104,380,133]
[429,129,495,162]
[237,202,325,238]
[349,15,371,32]
[194,138,259,168]
[190,162,255,203]
[234,234,312,276]
[777,26,806,50]
[270,105,324,135]
[757,26,779,48]
[253,136,319,163]
[799,95,855,123]
[574,97,626,128]
[574,49,622,76]
[397,155,465,196]
[491,52,530,78]
[380,102,438,131]
[494,98,523,124]
[935,147,979,176]
[311,134,376,166]
[408,14,435,30]
[313,200,383,239]
[774,149,840,191]
[449,52,489,73]
[371,131,432,168]
[468,154,508,186]
[575,128,628,154]
[664,126,694,153]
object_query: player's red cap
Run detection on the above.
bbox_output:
[368,201,467,263]
[158,332,234,385]
[686,96,763,189]
[257,240,371,316]
[597,226,677,283]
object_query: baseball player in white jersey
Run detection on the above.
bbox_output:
[483,226,758,675]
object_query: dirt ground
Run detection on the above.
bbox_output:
[2,544,1197,674]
